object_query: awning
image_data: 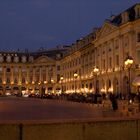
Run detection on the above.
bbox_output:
[132,76,140,86]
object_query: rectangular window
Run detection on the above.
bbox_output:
[116,55,119,66]
[57,65,60,71]
[109,57,112,67]
[57,74,60,82]
[0,67,2,72]
[137,8,140,17]
[137,51,140,63]
[137,33,140,42]
[103,59,105,69]
[7,68,10,73]
[43,74,46,81]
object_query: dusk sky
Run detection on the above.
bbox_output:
[0,0,139,51]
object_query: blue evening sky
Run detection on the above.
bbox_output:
[0,0,139,51]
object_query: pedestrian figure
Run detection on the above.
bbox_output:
[110,94,118,111]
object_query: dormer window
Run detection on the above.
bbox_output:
[22,56,27,63]
[135,5,140,18]
[6,55,11,63]
[0,56,4,63]
[121,12,129,23]
[29,56,34,62]
[137,8,140,17]
[14,56,19,63]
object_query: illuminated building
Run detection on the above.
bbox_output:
[0,46,69,95]
[60,3,140,96]
[1,4,140,97]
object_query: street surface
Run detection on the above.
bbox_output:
[0,97,139,123]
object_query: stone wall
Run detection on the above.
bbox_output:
[0,119,139,140]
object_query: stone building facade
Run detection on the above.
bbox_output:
[0,47,69,95]
[0,4,140,97]
[60,3,140,97]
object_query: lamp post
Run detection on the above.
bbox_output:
[93,66,99,94]
[124,56,134,101]
[60,76,63,94]
[74,72,78,93]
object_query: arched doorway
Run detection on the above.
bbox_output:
[107,79,112,94]
[41,87,45,95]
[123,76,129,97]
[5,86,11,95]
[96,80,99,94]
[0,86,3,95]
[13,87,19,95]
[101,79,105,93]
[113,77,119,95]
[48,87,52,94]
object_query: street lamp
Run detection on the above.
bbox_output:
[124,56,134,101]
[60,76,63,94]
[74,72,78,93]
[51,79,54,83]
[93,66,99,94]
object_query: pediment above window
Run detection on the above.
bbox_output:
[96,22,118,39]
[34,55,55,64]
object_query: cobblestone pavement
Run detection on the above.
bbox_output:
[0,97,139,123]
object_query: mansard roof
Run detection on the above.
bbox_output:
[109,3,140,26]
[0,46,70,63]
